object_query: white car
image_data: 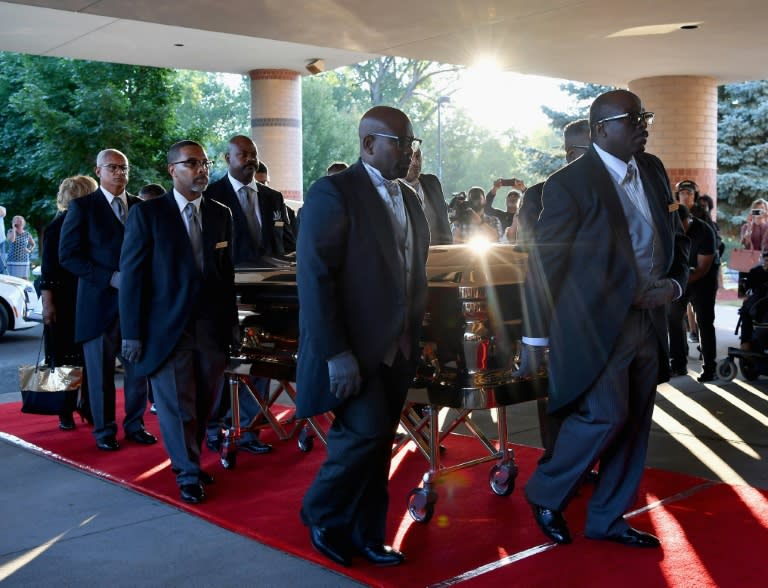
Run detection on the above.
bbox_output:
[0,274,41,338]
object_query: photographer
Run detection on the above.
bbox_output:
[740,198,768,251]
[450,187,503,243]
[485,178,526,232]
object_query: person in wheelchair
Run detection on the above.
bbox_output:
[738,249,768,351]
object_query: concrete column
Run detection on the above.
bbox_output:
[629,76,718,207]
[249,69,303,206]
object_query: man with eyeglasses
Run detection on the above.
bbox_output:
[59,148,155,452]
[400,145,452,245]
[518,90,689,549]
[118,140,238,504]
[296,105,430,567]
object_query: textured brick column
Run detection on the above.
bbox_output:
[249,69,303,206]
[629,76,718,210]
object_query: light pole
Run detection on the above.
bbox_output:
[436,96,450,181]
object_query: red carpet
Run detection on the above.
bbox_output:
[3,401,767,587]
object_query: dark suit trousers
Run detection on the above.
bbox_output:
[669,280,718,372]
[525,308,659,538]
[149,319,225,487]
[82,316,146,442]
[301,352,412,547]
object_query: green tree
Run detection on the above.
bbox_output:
[716,81,768,234]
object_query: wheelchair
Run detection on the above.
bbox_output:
[717,294,768,381]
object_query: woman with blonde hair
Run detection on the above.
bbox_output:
[740,198,768,251]
[39,175,97,430]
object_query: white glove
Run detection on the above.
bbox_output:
[327,350,362,400]
[636,279,676,309]
[512,343,548,378]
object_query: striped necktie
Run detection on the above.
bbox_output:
[239,186,262,248]
[622,162,652,223]
[112,197,125,224]
[384,179,407,233]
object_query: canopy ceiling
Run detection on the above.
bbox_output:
[1,1,765,85]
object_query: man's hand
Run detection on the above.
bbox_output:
[110,271,120,289]
[635,279,677,309]
[512,343,548,379]
[327,350,361,400]
[121,339,142,363]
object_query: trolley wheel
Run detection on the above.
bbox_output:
[716,358,737,382]
[489,462,518,496]
[740,357,760,381]
[407,487,437,523]
[298,428,314,452]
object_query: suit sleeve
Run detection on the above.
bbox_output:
[118,204,151,341]
[522,176,581,339]
[59,197,113,288]
[296,177,350,359]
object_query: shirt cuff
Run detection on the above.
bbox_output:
[522,336,549,346]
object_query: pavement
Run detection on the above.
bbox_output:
[2,300,767,587]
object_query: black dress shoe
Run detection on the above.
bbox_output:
[309,526,351,567]
[198,470,215,485]
[126,429,157,445]
[358,544,404,566]
[697,371,716,383]
[585,469,600,484]
[58,414,76,430]
[530,502,572,544]
[670,366,688,377]
[180,483,205,504]
[596,527,661,548]
[96,437,120,451]
[239,439,272,455]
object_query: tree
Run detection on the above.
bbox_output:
[716,81,768,234]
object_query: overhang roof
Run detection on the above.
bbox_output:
[0,1,765,86]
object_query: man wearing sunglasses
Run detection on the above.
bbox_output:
[519,90,690,549]
[296,106,430,567]
[60,148,155,453]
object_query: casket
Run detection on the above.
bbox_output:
[234,243,546,407]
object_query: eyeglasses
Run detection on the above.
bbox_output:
[170,159,214,171]
[369,132,422,152]
[596,111,655,126]
[100,164,130,173]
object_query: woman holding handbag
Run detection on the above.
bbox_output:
[39,175,97,430]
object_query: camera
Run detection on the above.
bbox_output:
[752,209,763,216]
[499,178,519,187]
[454,201,473,224]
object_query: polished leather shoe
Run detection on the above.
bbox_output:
[180,483,205,504]
[58,415,76,430]
[358,544,404,566]
[598,527,661,548]
[198,470,215,485]
[670,366,688,377]
[96,437,120,451]
[585,469,600,484]
[309,526,351,567]
[530,503,572,544]
[697,371,716,383]
[239,438,272,455]
[127,429,157,445]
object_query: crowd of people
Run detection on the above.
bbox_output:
[8,85,761,569]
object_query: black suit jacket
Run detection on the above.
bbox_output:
[204,175,295,265]
[118,192,237,377]
[524,148,690,412]
[418,173,452,245]
[59,188,140,343]
[295,160,430,417]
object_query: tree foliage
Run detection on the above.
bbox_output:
[716,81,768,233]
[0,52,249,239]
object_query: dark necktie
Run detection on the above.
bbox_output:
[112,197,125,224]
[184,202,204,271]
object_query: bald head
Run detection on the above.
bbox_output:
[359,106,415,180]
[589,89,648,162]
[226,135,259,184]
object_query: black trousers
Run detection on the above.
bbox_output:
[301,352,412,547]
[668,279,718,372]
